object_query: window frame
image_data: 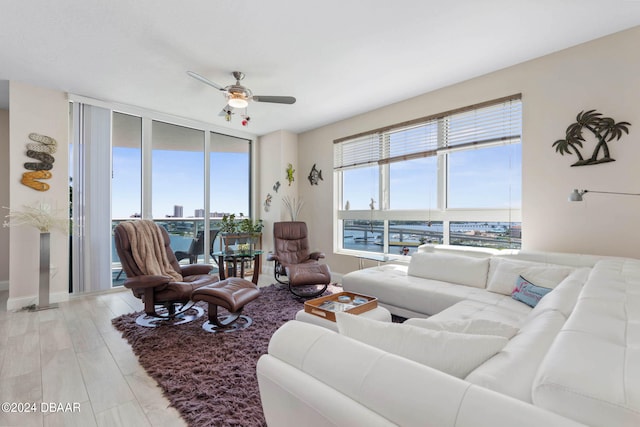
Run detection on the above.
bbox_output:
[334,94,522,256]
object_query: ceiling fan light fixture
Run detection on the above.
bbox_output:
[227,93,248,109]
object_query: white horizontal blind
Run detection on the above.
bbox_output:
[444,99,522,149]
[382,121,439,164]
[334,133,380,170]
[334,95,521,170]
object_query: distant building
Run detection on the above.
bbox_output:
[173,205,183,218]
[194,209,205,218]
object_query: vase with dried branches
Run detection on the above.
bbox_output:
[282,196,304,221]
[3,202,68,311]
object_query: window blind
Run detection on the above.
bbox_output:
[334,94,521,170]
[444,98,522,149]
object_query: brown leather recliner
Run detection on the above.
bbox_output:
[114,220,220,327]
[267,221,331,297]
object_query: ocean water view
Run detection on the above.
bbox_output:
[343,221,521,255]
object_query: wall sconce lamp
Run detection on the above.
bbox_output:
[568,189,640,202]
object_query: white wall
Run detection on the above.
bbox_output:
[8,82,69,310]
[258,130,299,262]
[0,109,9,289]
[298,26,640,275]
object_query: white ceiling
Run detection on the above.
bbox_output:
[1,0,639,136]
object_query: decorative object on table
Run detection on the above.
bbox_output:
[219,213,238,233]
[219,214,263,253]
[553,110,631,167]
[307,163,323,185]
[239,217,264,235]
[337,295,352,303]
[3,202,68,311]
[264,193,272,212]
[568,189,640,202]
[282,196,304,221]
[344,200,350,210]
[272,181,281,193]
[286,163,295,186]
[401,246,410,256]
[21,133,57,192]
[369,198,376,210]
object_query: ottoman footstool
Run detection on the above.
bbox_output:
[192,278,261,333]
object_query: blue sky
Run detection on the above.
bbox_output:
[112,149,249,218]
[112,142,520,218]
[343,143,521,210]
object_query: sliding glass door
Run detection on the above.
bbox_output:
[70,101,254,294]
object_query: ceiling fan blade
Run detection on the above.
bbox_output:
[187,71,225,91]
[252,95,296,104]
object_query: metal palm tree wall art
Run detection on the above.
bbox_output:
[553,110,631,166]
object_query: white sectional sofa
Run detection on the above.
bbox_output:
[257,248,640,427]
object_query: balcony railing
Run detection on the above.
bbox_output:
[111,217,241,287]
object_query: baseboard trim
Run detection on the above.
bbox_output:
[6,291,69,312]
[0,280,8,291]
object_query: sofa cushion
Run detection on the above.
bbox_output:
[487,258,574,296]
[408,252,490,289]
[336,312,507,378]
[465,310,567,403]
[531,259,640,427]
[512,276,552,308]
[404,317,519,339]
[525,268,590,322]
[429,299,531,328]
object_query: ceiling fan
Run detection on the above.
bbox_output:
[187,70,296,121]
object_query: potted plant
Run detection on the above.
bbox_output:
[219,214,263,252]
[219,213,238,234]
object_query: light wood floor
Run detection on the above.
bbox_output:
[0,274,274,427]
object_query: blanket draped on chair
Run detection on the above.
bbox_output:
[119,220,183,281]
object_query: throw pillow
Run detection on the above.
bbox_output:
[407,252,490,289]
[486,258,573,296]
[404,318,519,339]
[512,275,552,308]
[336,312,508,378]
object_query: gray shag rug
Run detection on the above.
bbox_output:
[111,284,340,427]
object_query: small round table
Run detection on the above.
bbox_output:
[212,250,263,285]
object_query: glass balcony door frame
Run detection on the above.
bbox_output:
[69,93,256,293]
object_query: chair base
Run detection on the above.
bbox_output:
[290,283,329,298]
[201,314,253,333]
[135,305,205,328]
